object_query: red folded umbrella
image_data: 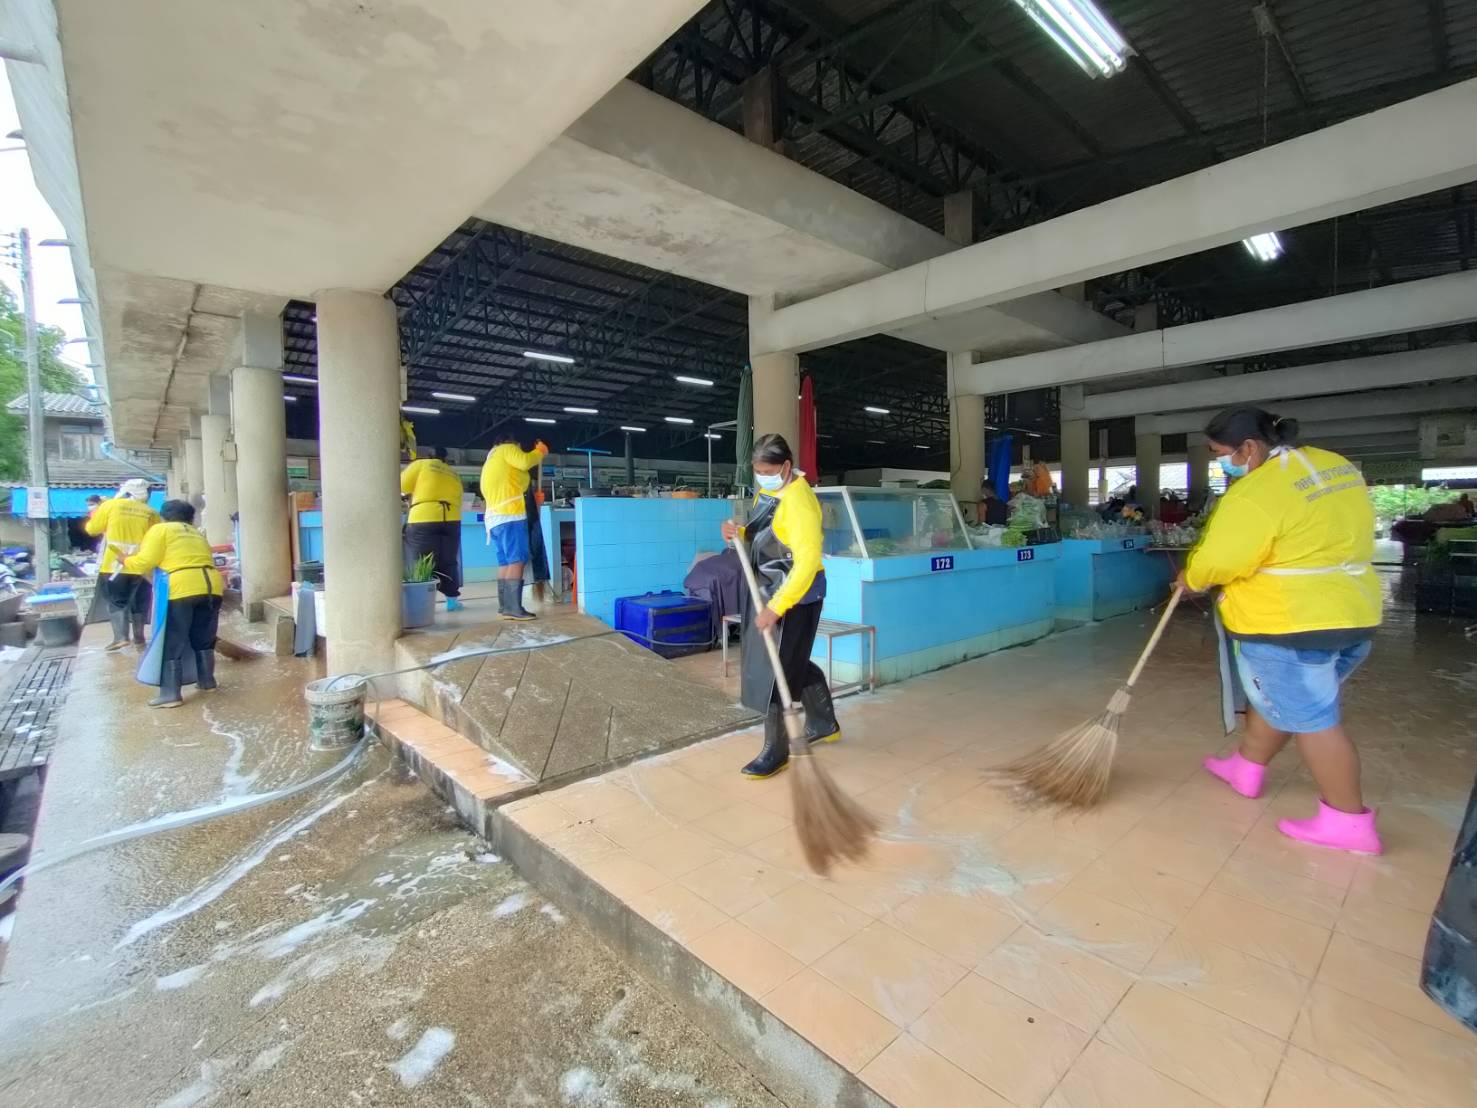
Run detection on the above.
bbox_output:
[798,375,818,484]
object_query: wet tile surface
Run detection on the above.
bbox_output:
[513,594,1477,1106]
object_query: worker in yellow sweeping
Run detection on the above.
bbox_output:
[1181,407,1383,854]
[719,433,839,778]
[479,434,548,621]
[401,446,465,612]
[123,500,225,708]
[85,478,160,651]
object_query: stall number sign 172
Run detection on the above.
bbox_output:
[930,555,954,572]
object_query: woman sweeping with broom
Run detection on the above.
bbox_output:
[1182,407,1383,854]
[720,434,841,779]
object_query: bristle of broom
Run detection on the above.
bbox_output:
[213,638,262,661]
[993,685,1134,808]
[790,754,878,875]
[533,581,547,603]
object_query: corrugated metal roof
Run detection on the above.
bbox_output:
[4,392,103,417]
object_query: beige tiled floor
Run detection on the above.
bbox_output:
[504,600,1477,1107]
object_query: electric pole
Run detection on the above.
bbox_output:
[4,228,51,584]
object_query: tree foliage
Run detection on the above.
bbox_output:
[1367,484,1461,527]
[0,283,83,480]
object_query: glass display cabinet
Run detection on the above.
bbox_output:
[815,486,973,558]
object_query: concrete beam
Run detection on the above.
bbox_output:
[1085,344,1477,422]
[959,270,1477,396]
[751,78,1477,355]
[1137,382,1477,436]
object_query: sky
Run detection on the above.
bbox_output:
[0,69,90,378]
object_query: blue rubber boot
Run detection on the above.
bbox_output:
[446,597,463,612]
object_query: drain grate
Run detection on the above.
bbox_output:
[0,652,76,783]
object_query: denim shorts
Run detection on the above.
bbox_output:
[1233,638,1372,733]
[487,519,530,567]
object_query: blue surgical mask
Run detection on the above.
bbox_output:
[755,472,785,493]
[1218,453,1249,479]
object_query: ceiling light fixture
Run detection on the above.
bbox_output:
[401,405,441,415]
[1242,231,1284,263]
[523,350,575,364]
[431,391,476,403]
[620,426,647,433]
[525,417,557,425]
[563,406,598,415]
[283,374,316,385]
[664,416,694,425]
[284,396,298,404]
[865,406,891,415]
[704,433,722,440]
[1010,0,1132,79]
[674,375,713,387]
[867,439,885,445]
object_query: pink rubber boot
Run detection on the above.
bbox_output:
[1203,750,1266,799]
[1278,800,1383,855]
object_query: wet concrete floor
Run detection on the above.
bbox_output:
[0,625,783,1107]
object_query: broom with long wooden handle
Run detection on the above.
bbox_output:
[996,586,1185,808]
[732,534,876,874]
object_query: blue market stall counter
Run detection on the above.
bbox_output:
[811,486,1060,687]
[1053,534,1173,625]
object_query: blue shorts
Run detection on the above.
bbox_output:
[488,519,529,567]
[1234,639,1372,733]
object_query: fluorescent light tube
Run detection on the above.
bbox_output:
[283,374,316,385]
[563,406,598,415]
[1242,231,1284,262]
[523,350,575,364]
[664,416,694,425]
[674,375,713,387]
[704,434,722,440]
[401,405,440,415]
[620,426,647,433]
[432,391,476,403]
[865,406,891,415]
[525,417,557,425]
[1011,0,1132,79]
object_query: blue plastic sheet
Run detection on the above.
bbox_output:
[135,569,196,687]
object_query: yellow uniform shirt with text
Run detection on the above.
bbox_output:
[84,497,161,574]
[479,443,544,521]
[1185,446,1381,636]
[400,459,464,523]
[123,522,224,600]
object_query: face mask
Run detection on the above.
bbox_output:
[1218,452,1249,479]
[755,471,785,493]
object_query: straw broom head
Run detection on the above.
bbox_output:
[994,685,1134,808]
[782,708,878,875]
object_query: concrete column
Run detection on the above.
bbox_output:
[948,352,985,509]
[315,289,402,676]
[1135,425,1162,520]
[183,435,205,504]
[1059,385,1089,507]
[943,191,974,248]
[232,311,292,619]
[1097,428,1110,503]
[1187,440,1212,505]
[166,463,182,501]
[741,66,782,151]
[749,296,798,448]
[199,413,234,546]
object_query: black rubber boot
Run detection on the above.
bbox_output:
[742,706,791,779]
[149,661,184,709]
[498,580,535,622]
[106,609,130,652]
[196,649,218,691]
[130,612,147,646]
[800,677,841,745]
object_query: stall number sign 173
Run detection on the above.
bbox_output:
[930,555,954,572]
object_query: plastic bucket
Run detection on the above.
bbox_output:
[304,675,367,750]
[402,581,437,629]
[37,613,80,647]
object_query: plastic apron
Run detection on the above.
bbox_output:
[136,569,199,688]
[737,492,825,713]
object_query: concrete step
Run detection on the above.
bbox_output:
[366,699,534,837]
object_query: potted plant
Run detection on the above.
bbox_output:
[402,553,438,629]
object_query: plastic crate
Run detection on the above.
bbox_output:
[613,590,713,659]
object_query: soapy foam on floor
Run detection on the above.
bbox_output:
[154,964,208,991]
[491,891,531,919]
[390,1026,455,1089]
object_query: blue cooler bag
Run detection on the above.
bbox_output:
[613,591,712,659]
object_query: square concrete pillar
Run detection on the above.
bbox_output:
[948,352,985,510]
[1188,440,1212,506]
[315,288,403,677]
[1135,425,1162,520]
[1060,386,1089,507]
[749,295,799,450]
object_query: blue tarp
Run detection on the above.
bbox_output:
[986,434,1014,499]
[8,487,167,519]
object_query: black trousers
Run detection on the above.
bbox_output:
[405,521,462,598]
[740,597,827,712]
[107,572,151,616]
[164,595,222,662]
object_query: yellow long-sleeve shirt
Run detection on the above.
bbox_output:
[122,522,224,600]
[479,443,546,521]
[751,477,824,616]
[1185,445,1381,636]
[400,459,464,523]
[84,497,161,574]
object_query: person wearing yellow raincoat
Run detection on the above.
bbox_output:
[85,478,160,650]
[718,433,837,778]
[479,434,548,621]
[123,499,225,708]
[1183,406,1382,855]
[400,446,466,612]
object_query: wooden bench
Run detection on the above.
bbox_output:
[720,614,876,697]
